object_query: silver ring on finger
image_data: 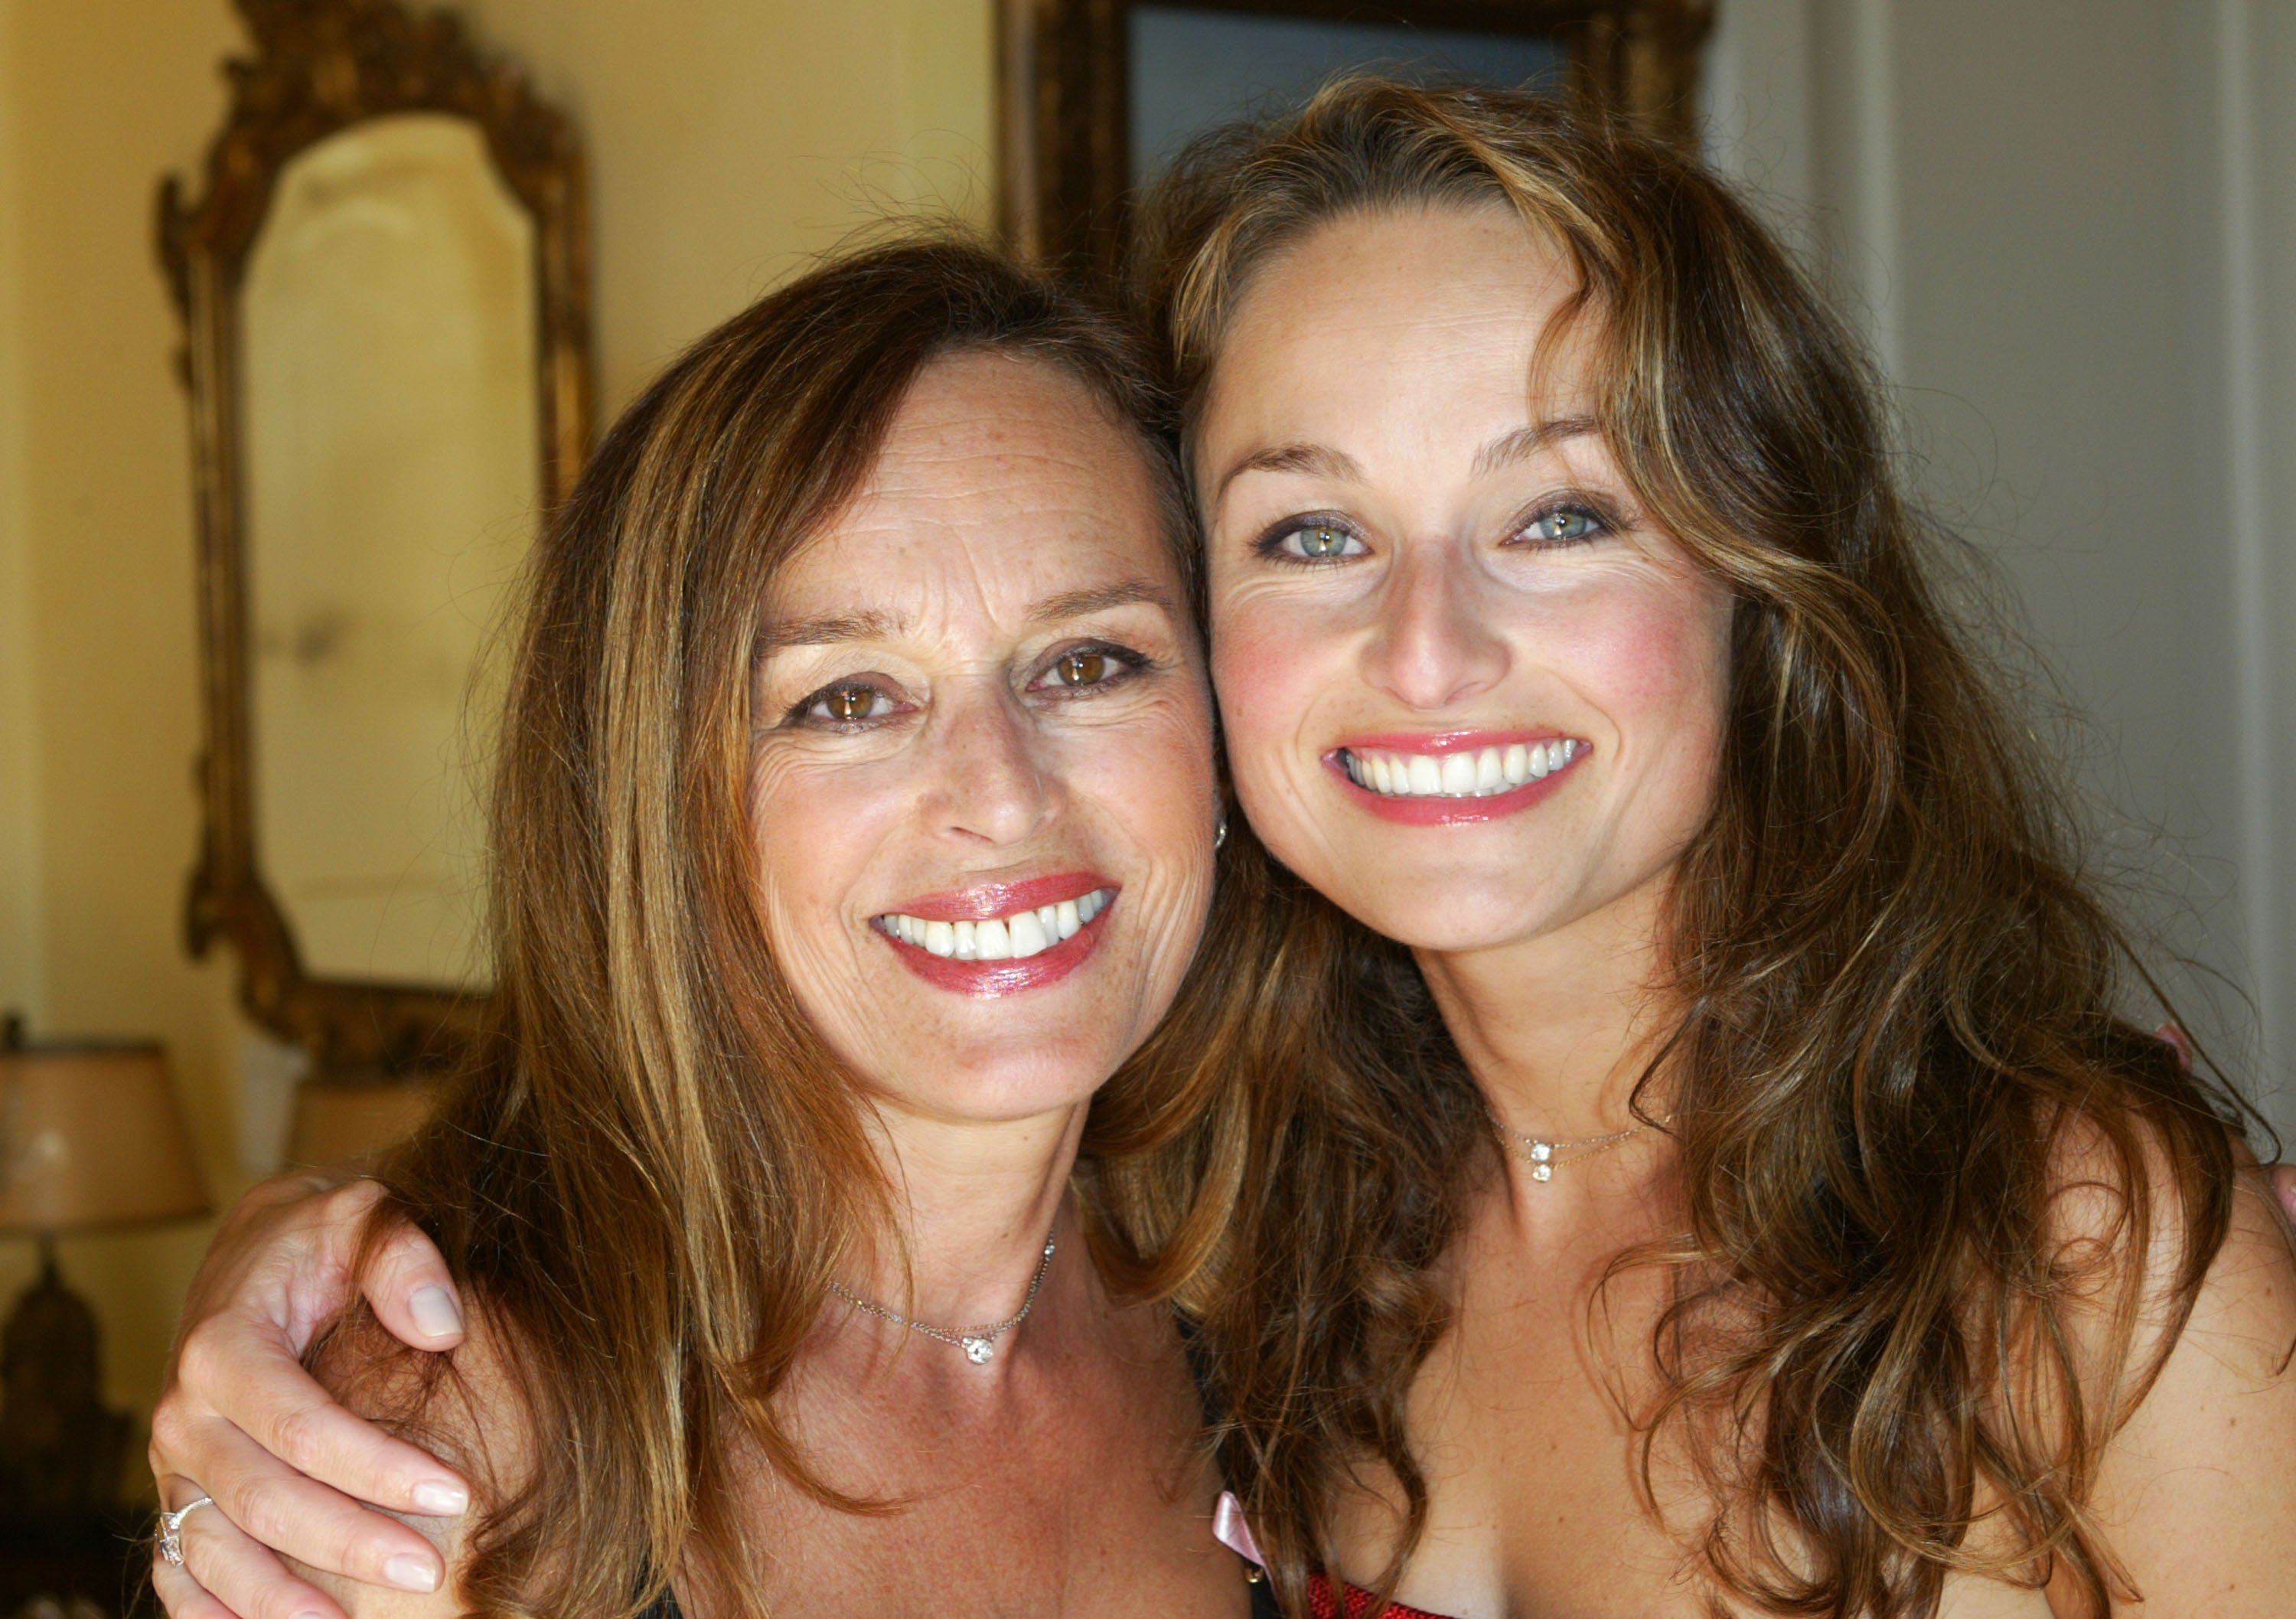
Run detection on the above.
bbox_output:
[158,1494,215,1566]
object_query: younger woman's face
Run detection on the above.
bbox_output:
[1196,204,1733,958]
[748,353,1218,1127]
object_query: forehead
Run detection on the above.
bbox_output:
[769,351,1177,622]
[1205,203,1599,449]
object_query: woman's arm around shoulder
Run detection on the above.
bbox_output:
[2062,1141,2296,1617]
[285,1299,536,1619]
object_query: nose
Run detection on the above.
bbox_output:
[1360,535,1509,711]
[918,684,1061,846]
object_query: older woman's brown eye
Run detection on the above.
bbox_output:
[805,682,892,724]
[1054,651,1110,687]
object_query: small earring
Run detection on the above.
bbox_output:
[1215,815,1229,850]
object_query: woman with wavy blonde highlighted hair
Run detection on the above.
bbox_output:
[1105,80,2296,1619]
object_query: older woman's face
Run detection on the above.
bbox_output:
[748,352,1216,1125]
[1197,204,1733,957]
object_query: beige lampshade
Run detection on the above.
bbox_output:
[0,1042,210,1235]
[288,1075,442,1170]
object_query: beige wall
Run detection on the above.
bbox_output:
[0,0,993,1474]
[1707,0,2296,1133]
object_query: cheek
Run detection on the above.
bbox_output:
[1574,576,1733,819]
[745,749,899,985]
[1208,593,1335,794]
[1073,690,1221,876]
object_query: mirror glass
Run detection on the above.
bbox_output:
[240,112,538,991]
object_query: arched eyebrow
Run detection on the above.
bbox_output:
[1211,442,1362,505]
[1470,416,1599,475]
[755,610,898,654]
[1026,579,1176,625]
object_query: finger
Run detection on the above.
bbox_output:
[168,1486,357,1619]
[357,1219,465,1351]
[171,1416,454,1592]
[2272,1164,2296,1229]
[152,1551,258,1619]
[172,1317,468,1516]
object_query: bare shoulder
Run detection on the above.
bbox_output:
[289,1297,542,1617]
[2045,1115,2296,1614]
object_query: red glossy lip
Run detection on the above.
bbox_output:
[1339,729,1564,756]
[880,870,1110,923]
[877,895,1115,998]
[1324,740,1587,826]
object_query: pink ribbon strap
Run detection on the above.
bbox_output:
[1214,1490,1266,1566]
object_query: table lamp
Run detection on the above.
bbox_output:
[0,1018,210,1520]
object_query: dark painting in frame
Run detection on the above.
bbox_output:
[998,0,1714,282]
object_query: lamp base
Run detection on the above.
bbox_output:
[0,1244,131,1523]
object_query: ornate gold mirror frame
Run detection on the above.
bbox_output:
[1000,0,1714,279]
[158,0,592,1074]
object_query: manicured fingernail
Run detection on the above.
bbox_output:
[383,1554,439,1592]
[295,1611,328,1619]
[409,1285,463,1339]
[412,1480,468,1514]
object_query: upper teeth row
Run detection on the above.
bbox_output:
[1343,739,1579,798]
[879,889,1111,961]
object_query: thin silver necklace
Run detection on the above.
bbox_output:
[828,1229,1057,1365]
[1489,1110,1673,1183]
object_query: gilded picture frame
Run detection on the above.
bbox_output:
[998,0,1714,280]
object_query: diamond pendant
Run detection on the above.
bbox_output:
[961,1336,994,1364]
[1528,1141,1554,1183]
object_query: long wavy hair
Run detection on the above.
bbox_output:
[1101,80,2255,1618]
[325,236,1261,1618]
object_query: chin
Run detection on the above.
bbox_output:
[1306,863,1582,954]
[873,1054,1110,1126]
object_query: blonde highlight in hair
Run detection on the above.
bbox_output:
[1124,80,2251,1617]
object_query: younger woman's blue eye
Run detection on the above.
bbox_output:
[1274,522,1366,561]
[1521,506,1604,544]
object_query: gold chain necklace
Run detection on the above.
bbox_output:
[1489,1111,1673,1183]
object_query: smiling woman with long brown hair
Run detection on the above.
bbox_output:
[1114,80,2296,1618]
[148,236,1271,1619]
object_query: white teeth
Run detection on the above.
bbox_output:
[1341,742,1583,800]
[879,888,1115,961]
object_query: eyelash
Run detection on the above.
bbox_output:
[1251,495,1623,567]
[779,641,1151,731]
